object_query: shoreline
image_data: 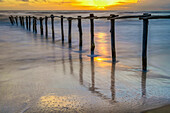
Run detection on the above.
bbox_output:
[0,11,170,112]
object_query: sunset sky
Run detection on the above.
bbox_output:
[0,0,170,10]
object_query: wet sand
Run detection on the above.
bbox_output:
[0,16,170,113]
[143,105,170,113]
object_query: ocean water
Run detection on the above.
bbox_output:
[0,10,170,113]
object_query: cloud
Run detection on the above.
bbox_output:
[16,0,29,2]
[106,0,170,10]
[22,0,29,1]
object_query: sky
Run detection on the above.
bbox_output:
[0,0,170,10]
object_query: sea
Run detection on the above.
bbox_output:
[0,10,170,113]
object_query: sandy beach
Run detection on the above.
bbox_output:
[0,11,170,113]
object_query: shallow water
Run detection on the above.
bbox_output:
[0,11,170,113]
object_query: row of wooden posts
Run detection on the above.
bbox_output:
[9,13,170,71]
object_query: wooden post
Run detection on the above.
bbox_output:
[45,16,48,38]
[22,16,25,28]
[61,15,64,43]
[142,19,149,71]
[110,14,117,63]
[141,13,151,71]
[26,16,28,30]
[21,16,23,27]
[68,17,72,45]
[78,16,83,48]
[15,16,18,26]
[29,16,31,31]
[19,16,22,26]
[34,17,37,33]
[32,17,35,32]
[39,17,44,35]
[51,14,55,42]
[9,16,13,25]
[11,16,15,25]
[90,14,95,53]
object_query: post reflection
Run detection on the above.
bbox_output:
[141,71,147,98]
[79,51,83,85]
[69,50,74,75]
[89,57,95,92]
[111,62,116,101]
[62,49,66,74]
[69,43,72,48]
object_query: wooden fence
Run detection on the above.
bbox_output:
[8,13,170,71]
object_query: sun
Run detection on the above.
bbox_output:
[76,0,118,8]
[92,0,114,7]
[75,0,138,9]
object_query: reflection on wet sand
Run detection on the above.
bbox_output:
[79,51,83,85]
[69,49,74,75]
[62,48,66,74]
[89,57,95,92]
[111,62,116,101]
[142,71,147,98]
[61,36,149,104]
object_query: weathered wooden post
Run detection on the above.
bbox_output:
[29,16,31,31]
[142,13,151,71]
[15,16,18,26]
[26,16,28,30]
[19,16,22,26]
[32,17,35,32]
[110,14,117,63]
[21,16,23,27]
[22,16,25,28]
[34,17,37,33]
[142,19,149,71]
[68,17,72,45]
[61,15,64,43]
[11,16,15,25]
[45,16,48,38]
[51,14,55,42]
[90,14,95,54]
[9,16,14,25]
[78,16,83,48]
[39,17,44,35]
